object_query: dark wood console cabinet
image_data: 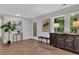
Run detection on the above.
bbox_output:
[74,36,79,52]
[50,33,79,54]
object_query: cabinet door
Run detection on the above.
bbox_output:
[57,35,65,48]
[65,36,74,51]
[74,36,79,52]
[50,33,57,47]
[52,38,57,47]
[50,33,53,46]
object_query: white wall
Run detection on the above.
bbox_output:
[3,16,32,43]
[22,18,32,40]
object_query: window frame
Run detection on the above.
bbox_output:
[68,11,79,33]
[53,15,66,33]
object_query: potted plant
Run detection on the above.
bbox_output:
[0,21,16,44]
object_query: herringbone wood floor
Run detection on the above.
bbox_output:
[0,39,76,55]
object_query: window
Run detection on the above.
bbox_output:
[54,17,64,33]
[70,14,79,33]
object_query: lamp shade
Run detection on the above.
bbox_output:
[73,21,79,27]
[54,23,59,27]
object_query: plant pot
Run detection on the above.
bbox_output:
[7,40,11,44]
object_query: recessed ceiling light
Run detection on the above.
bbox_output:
[16,14,20,16]
[71,14,75,16]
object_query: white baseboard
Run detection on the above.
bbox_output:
[3,36,50,43]
[3,36,32,43]
[23,36,32,40]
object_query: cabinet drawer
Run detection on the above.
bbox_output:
[57,39,65,48]
[65,36,74,51]
[74,37,79,52]
[56,35,65,48]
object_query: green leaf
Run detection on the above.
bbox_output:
[0,22,16,32]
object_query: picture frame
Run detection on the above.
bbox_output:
[42,19,50,32]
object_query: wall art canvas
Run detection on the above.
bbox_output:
[42,19,50,32]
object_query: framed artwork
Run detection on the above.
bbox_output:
[42,19,50,32]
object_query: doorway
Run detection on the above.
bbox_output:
[33,22,37,37]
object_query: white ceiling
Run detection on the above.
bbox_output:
[0,4,74,18]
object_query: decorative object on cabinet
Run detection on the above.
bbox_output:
[70,14,78,33]
[54,23,59,32]
[73,20,79,33]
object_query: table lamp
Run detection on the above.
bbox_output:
[73,21,79,33]
[54,23,59,32]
